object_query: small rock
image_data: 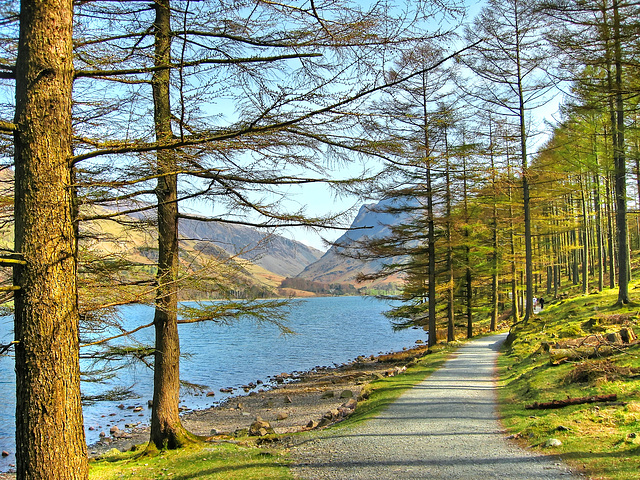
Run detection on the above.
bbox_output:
[544,438,562,448]
[628,432,637,438]
[321,391,335,399]
[88,426,95,431]
[284,395,293,404]
[277,412,289,420]
[99,431,106,438]
[133,406,143,412]
[1,451,9,457]
[117,404,125,410]
[340,390,353,399]
[210,428,218,435]
[237,402,244,410]
[110,426,120,435]
[249,419,274,436]
[206,391,216,397]
[342,398,357,410]
[306,420,319,429]
[147,400,153,407]
[556,425,570,431]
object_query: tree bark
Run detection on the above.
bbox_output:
[13,0,88,478]
[462,154,472,338]
[612,0,629,305]
[445,132,455,342]
[514,9,534,322]
[490,121,498,331]
[580,177,589,294]
[507,153,519,323]
[149,0,194,449]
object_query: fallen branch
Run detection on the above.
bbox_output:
[526,393,617,410]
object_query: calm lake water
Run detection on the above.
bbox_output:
[0,296,424,471]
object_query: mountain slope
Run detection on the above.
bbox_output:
[178,219,323,278]
[297,199,409,285]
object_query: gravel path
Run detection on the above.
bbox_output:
[291,333,580,480]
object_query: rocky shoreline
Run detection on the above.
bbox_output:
[0,342,429,478]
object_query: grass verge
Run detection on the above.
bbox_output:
[89,442,291,480]
[498,285,640,480]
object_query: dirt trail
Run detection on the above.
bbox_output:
[291,333,580,480]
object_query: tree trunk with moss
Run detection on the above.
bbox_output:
[13,0,88,478]
[149,0,194,449]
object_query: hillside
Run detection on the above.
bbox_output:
[297,199,408,286]
[178,218,323,278]
[499,286,640,479]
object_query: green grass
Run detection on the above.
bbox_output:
[89,443,292,480]
[498,284,640,480]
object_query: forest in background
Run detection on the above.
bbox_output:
[0,0,639,478]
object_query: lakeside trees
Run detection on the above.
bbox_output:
[0,0,639,476]
[348,0,640,342]
[1,0,466,475]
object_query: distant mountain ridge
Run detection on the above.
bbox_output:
[296,199,410,286]
[178,218,323,278]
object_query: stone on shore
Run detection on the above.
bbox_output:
[342,398,357,410]
[249,418,274,436]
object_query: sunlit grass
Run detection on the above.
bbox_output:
[89,443,292,480]
[498,282,640,480]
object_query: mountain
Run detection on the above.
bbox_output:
[178,219,323,278]
[296,198,410,286]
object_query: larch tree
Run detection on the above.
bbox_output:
[541,0,640,304]
[9,0,88,478]
[461,0,554,323]
[70,0,461,449]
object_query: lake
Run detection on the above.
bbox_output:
[0,296,424,471]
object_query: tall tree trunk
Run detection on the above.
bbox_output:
[514,11,534,322]
[606,173,616,288]
[462,153,472,338]
[612,0,629,304]
[490,123,499,331]
[13,0,88,478]
[150,0,193,449]
[445,132,455,342]
[421,75,437,346]
[593,164,604,292]
[580,176,589,294]
[507,153,519,323]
